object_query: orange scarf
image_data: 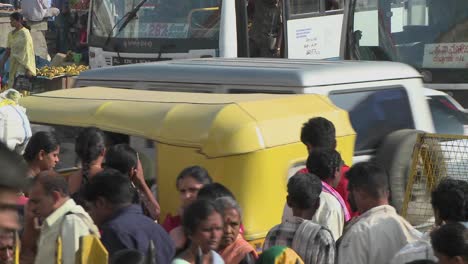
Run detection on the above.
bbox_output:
[220,235,258,264]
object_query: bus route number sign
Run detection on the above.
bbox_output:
[144,23,189,38]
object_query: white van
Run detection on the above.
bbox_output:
[75,58,438,212]
[77,58,433,152]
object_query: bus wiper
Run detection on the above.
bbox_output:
[117,0,148,34]
[104,0,148,47]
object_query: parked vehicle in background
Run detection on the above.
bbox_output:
[87,0,468,110]
[86,0,348,68]
[345,0,468,110]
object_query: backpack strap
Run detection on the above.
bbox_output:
[56,210,100,264]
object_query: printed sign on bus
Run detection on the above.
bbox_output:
[140,23,189,38]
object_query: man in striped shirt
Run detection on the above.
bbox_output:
[263,172,335,264]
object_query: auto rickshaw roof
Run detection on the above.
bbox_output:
[77,58,421,88]
[20,87,355,157]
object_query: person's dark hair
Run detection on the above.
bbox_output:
[430,222,468,260]
[104,132,130,146]
[84,168,135,205]
[9,12,22,22]
[110,249,145,264]
[0,142,27,190]
[197,183,235,201]
[176,166,212,189]
[33,171,69,196]
[287,172,322,209]
[300,117,336,150]
[182,199,222,237]
[346,162,389,199]
[104,144,137,175]
[23,131,60,162]
[405,260,437,264]
[431,179,467,223]
[10,12,30,30]
[75,127,106,180]
[306,149,343,181]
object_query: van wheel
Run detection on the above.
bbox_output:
[374,129,421,214]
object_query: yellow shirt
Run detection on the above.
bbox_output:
[7,27,36,88]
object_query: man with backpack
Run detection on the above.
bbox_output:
[26,172,99,264]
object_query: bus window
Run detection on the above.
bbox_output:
[290,0,319,15]
[329,88,414,153]
[325,0,344,11]
[348,0,468,84]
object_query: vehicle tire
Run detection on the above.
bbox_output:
[374,129,422,214]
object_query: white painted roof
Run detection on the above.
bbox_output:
[78,58,422,87]
[423,88,448,96]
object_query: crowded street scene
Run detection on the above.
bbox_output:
[0,0,467,263]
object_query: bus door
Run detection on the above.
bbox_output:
[283,0,345,59]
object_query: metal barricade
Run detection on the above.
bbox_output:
[402,133,468,229]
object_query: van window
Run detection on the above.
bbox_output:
[329,88,414,152]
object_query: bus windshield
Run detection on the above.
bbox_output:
[348,0,468,83]
[90,0,220,41]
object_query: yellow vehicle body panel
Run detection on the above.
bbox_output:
[19,87,356,241]
[157,135,355,241]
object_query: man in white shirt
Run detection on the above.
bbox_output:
[27,172,99,264]
[282,117,354,239]
[336,162,421,264]
[21,0,59,22]
[305,149,350,240]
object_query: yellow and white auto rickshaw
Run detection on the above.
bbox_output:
[19,86,356,250]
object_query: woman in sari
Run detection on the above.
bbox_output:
[215,197,257,264]
[0,12,36,88]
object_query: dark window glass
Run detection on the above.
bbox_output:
[330,88,414,152]
[290,0,319,14]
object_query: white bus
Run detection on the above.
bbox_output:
[344,0,468,108]
[87,0,468,107]
[87,0,347,67]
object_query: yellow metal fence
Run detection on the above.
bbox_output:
[402,133,468,228]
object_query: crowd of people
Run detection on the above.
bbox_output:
[0,116,466,264]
